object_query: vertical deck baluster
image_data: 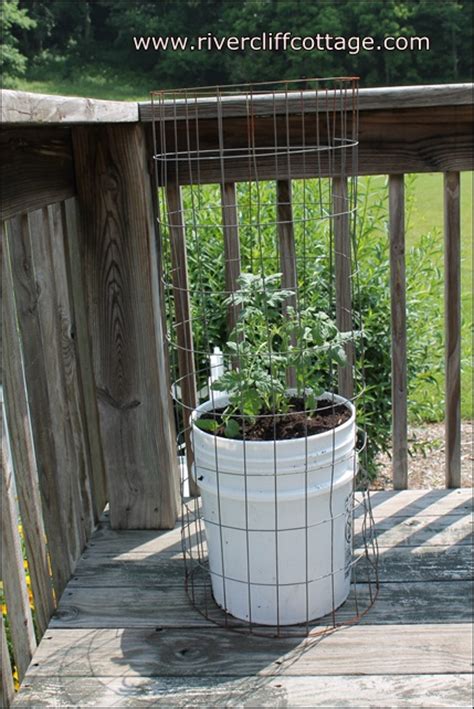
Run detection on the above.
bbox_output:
[166,183,199,497]
[389,174,408,490]
[444,172,461,488]
[277,179,297,388]
[220,182,241,335]
[1,615,15,707]
[333,176,354,399]
[62,198,108,521]
[1,398,37,682]
[6,214,75,593]
[2,223,55,635]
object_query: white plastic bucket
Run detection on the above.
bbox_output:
[191,392,356,626]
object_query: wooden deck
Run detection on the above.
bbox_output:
[13,489,473,707]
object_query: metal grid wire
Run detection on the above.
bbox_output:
[151,77,379,637]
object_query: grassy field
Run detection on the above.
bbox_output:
[359,172,472,420]
[13,69,153,101]
[407,172,472,420]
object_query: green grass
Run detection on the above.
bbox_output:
[407,172,472,420]
[360,172,472,420]
[13,68,152,101]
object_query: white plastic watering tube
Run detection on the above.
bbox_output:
[191,392,356,626]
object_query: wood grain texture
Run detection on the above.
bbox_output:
[165,183,199,498]
[1,407,37,681]
[14,674,474,708]
[12,674,474,708]
[72,124,179,529]
[22,624,473,678]
[6,214,75,595]
[333,176,353,399]
[49,580,473,629]
[79,507,472,556]
[142,83,473,121]
[277,180,297,388]
[28,207,88,553]
[356,489,472,518]
[2,226,55,635]
[1,615,15,708]
[220,182,241,335]
[12,489,473,707]
[42,205,97,542]
[62,199,107,520]
[1,89,138,124]
[152,105,474,183]
[0,127,75,220]
[67,544,472,588]
[389,175,408,490]
[444,172,461,489]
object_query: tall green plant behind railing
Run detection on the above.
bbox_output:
[160,175,444,476]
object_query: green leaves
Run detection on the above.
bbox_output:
[224,418,241,438]
[195,418,219,433]
[210,271,356,426]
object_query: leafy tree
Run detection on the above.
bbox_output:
[1,0,36,85]
[9,0,474,91]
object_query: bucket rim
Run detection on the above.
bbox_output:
[191,391,355,447]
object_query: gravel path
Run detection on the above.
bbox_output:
[372,420,473,490]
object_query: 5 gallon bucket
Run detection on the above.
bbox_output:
[191,392,356,626]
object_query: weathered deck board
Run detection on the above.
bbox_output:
[67,544,473,587]
[49,579,472,629]
[13,490,473,707]
[14,674,474,708]
[355,489,472,517]
[24,624,472,678]
[80,508,472,557]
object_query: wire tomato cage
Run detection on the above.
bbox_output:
[151,77,379,638]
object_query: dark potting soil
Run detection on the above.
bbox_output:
[199,397,351,441]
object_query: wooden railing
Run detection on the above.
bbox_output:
[1,83,472,702]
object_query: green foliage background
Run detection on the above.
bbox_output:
[1,0,473,94]
[160,174,470,474]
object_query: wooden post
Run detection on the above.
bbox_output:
[28,206,92,549]
[2,226,55,635]
[1,615,15,708]
[1,402,37,682]
[165,183,199,498]
[72,124,179,529]
[220,182,241,335]
[444,172,461,488]
[333,176,354,399]
[6,214,76,594]
[389,175,408,490]
[277,180,297,388]
[62,198,108,520]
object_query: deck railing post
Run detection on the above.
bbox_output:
[1,399,37,681]
[72,124,180,528]
[277,179,298,388]
[221,182,242,336]
[444,171,461,488]
[389,174,408,490]
[2,225,56,634]
[333,176,354,400]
